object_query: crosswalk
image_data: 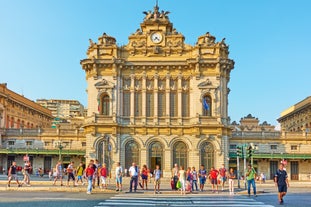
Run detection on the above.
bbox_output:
[95,194,274,207]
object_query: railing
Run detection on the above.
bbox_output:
[232,131,281,138]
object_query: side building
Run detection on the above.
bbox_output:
[230,113,311,181]
[81,5,234,177]
[0,83,85,174]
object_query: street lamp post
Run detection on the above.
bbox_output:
[55,141,64,161]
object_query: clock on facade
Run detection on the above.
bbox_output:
[150,32,163,43]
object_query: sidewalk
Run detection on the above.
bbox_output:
[0,175,310,194]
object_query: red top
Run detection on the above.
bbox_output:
[210,169,219,179]
[85,167,95,177]
[101,167,107,177]
[219,168,226,177]
[142,168,148,176]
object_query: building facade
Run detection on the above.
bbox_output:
[230,114,311,181]
[81,5,234,177]
[0,83,53,129]
[36,99,85,120]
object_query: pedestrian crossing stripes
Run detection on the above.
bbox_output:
[95,194,275,207]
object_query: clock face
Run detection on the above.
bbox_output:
[151,32,163,43]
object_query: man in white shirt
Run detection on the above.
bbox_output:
[128,162,139,192]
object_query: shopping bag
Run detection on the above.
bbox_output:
[176,180,181,189]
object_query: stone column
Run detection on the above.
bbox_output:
[130,74,135,124]
[177,74,182,124]
[154,75,158,124]
[142,73,146,123]
[166,74,170,124]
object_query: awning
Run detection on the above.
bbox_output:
[229,152,311,160]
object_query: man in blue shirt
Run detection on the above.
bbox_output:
[274,163,289,205]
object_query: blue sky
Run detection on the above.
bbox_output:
[1,0,310,127]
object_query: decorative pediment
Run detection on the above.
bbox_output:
[95,79,114,89]
[198,79,213,88]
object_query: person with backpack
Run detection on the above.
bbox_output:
[66,161,76,187]
[129,162,139,192]
[115,162,123,192]
[246,164,257,197]
[7,161,22,187]
[274,163,289,205]
[219,164,227,191]
[100,163,108,189]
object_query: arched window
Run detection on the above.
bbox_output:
[149,141,163,172]
[173,141,188,168]
[202,95,212,116]
[101,95,110,116]
[125,140,140,170]
[200,142,215,170]
[10,117,14,128]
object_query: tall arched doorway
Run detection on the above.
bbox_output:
[149,141,163,173]
[124,140,140,170]
[173,141,188,168]
[96,139,111,170]
[200,142,215,170]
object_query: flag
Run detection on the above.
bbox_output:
[203,98,209,110]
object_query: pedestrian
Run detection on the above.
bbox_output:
[53,160,63,186]
[85,163,95,194]
[191,166,198,191]
[94,159,101,187]
[178,166,186,195]
[76,162,85,185]
[22,161,31,186]
[141,164,148,190]
[198,164,207,192]
[246,164,257,197]
[219,164,227,191]
[129,162,139,192]
[7,161,22,187]
[100,163,108,189]
[66,161,76,187]
[208,167,219,193]
[153,164,161,194]
[89,159,97,189]
[171,163,179,190]
[228,168,236,195]
[186,167,193,193]
[115,162,123,192]
[274,163,289,205]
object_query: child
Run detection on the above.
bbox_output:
[153,165,161,194]
[76,162,85,185]
[198,165,207,192]
[100,163,108,189]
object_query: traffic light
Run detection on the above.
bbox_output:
[236,145,243,157]
[247,146,253,158]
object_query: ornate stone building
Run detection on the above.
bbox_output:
[81,5,234,177]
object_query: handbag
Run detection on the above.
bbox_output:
[176,180,181,189]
